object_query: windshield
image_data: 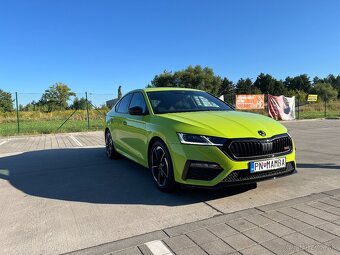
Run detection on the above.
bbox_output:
[147,90,233,114]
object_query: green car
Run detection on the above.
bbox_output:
[105,88,296,192]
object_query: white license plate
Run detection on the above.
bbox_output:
[250,157,286,173]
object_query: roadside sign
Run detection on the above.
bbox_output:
[235,94,264,110]
[307,94,318,102]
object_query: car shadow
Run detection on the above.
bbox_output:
[297,163,340,170]
[0,148,256,205]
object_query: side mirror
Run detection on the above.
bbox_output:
[128,106,145,115]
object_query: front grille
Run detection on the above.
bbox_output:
[222,161,295,184]
[222,134,292,160]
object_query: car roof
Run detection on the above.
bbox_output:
[129,87,202,93]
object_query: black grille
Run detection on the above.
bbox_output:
[223,134,292,160]
[222,161,295,184]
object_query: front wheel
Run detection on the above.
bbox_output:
[150,140,177,192]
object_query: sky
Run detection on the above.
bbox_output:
[1,0,340,102]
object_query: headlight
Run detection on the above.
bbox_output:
[177,133,227,146]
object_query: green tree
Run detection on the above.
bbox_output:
[150,65,223,95]
[284,74,311,92]
[0,89,14,112]
[218,78,234,96]
[254,73,287,95]
[118,85,122,99]
[311,83,338,102]
[235,78,261,94]
[39,83,75,111]
[71,97,92,110]
[313,74,340,98]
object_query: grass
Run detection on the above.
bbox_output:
[0,102,339,136]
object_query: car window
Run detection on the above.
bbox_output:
[129,92,147,113]
[116,93,133,113]
[147,90,233,114]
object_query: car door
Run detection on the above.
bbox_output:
[111,93,133,153]
[121,92,149,164]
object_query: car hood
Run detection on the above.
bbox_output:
[159,111,287,139]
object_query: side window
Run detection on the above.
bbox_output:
[129,92,147,113]
[116,94,133,113]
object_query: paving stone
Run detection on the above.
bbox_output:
[174,245,207,255]
[321,189,340,196]
[291,251,310,255]
[222,233,256,251]
[186,229,219,245]
[263,211,292,222]
[282,232,320,249]
[320,198,340,207]
[207,223,238,238]
[278,207,306,218]
[307,201,334,210]
[199,239,235,255]
[293,204,339,221]
[261,222,296,237]
[300,227,336,243]
[245,214,275,226]
[262,238,300,255]
[243,227,276,244]
[305,243,340,255]
[163,235,196,252]
[137,245,153,255]
[317,222,340,236]
[325,237,340,252]
[111,247,143,255]
[296,214,328,226]
[256,193,330,212]
[332,195,340,201]
[227,218,257,232]
[325,206,340,216]
[241,244,275,255]
[280,218,312,232]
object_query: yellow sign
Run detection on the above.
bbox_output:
[307,94,318,102]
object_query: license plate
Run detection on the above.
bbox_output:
[250,157,286,173]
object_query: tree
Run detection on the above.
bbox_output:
[118,85,122,99]
[0,89,14,112]
[313,74,340,98]
[39,83,75,111]
[254,73,287,95]
[71,97,92,110]
[284,74,311,92]
[235,78,261,94]
[311,83,338,102]
[218,78,234,96]
[150,65,223,95]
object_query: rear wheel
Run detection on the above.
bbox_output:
[150,140,177,192]
[105,130,119,159]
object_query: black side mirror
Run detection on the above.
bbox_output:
[128,106,145,115]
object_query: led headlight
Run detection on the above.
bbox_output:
[177,133,227,146]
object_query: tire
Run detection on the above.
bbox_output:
[105,130,119,159]
[149,140,177,192]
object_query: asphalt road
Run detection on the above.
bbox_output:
[0,120,339,255]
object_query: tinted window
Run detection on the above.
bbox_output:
[147,90,233,114]
[129,92,147,113]
[116,93,133,113]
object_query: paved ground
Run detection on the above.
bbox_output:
[0,119,340,255]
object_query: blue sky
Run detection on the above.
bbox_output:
[1,0,340,100]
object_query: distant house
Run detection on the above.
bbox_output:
[106,98,119,108]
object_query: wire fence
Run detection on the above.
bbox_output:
[0,92,339,136]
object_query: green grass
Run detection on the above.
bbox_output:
[0,119,105,136]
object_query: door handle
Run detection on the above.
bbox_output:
[122,121,127,125]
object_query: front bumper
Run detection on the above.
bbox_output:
[169,142,296,187]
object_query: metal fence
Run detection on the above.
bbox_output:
[0,92,115,136]
[0,92,339,136]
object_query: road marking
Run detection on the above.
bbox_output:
[69,136,83,147]
[0,140,8,146]
[145,240,173,255]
